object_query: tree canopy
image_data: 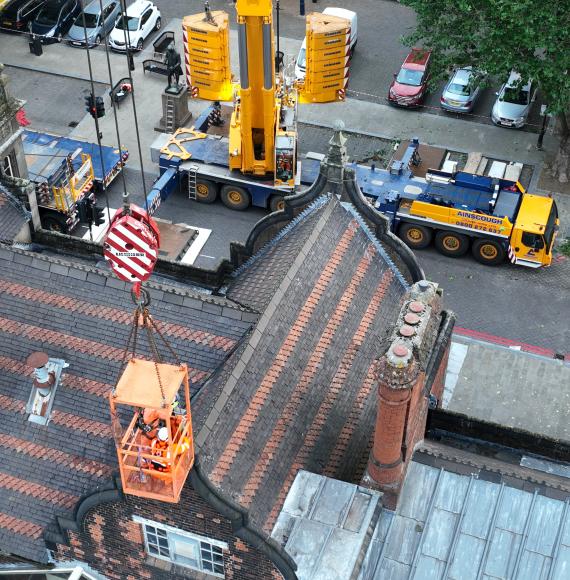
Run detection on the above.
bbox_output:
[400,0,570,122]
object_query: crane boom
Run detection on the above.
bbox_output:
[230,0,278,177]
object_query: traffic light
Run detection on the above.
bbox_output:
[90,204,106,226]
[84,94,96,118]
[95,96,105,118]
[77,198,90,223]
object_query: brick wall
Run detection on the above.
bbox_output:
[55,483,283,580]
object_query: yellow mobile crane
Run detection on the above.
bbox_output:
[228,0,288,179]
[148,1,351,211]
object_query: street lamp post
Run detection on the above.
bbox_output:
[537,104,548,150]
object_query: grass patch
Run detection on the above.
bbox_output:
[556,238,570,257]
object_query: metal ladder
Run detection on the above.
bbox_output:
[187,166,199,200]
[165,96,175,133]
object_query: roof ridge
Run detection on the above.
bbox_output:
[341,202,409,289]
[231,194,331,279]
[0,244,249,312]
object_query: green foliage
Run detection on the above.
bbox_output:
[400,0,570,116]
[557,238,570,257]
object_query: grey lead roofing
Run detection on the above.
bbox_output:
[0,246,253,562]
[359,461,570,580]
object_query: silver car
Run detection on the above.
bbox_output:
[65,0,120,47]
[440,67,484,113]
[491,71,536,129]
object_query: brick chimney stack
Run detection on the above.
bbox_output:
[363,280,447,508]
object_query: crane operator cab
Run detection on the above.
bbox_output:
[275,133,296,186]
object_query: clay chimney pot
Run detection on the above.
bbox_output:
[26,351,49,369]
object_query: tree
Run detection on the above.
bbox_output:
[400,0,570,182]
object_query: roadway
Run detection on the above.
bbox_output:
[0,0,567,353]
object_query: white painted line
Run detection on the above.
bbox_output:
[442,341,469,408]
[82,207,116,243]
[180,226,212,265]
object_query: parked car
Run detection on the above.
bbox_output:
[294,7,357,80]
[440,67,485,113]
[388,48,431,107]
[108,0,160,52]
[65,0,120,47]
[30,0,80,42]
[1,0,46,32]
[491,71,536,129]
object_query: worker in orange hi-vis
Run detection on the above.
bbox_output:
[137,408,161,439]
[150,427,191,472]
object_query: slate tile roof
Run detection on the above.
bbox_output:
[0,183,30,244]
[197,196,409,536]
[0,247,253,562]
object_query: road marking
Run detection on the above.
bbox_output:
[82,207,116,242]
[180,226,212,265]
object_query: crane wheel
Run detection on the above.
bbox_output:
[398,223,432,250]
[269,195,285,212]
[472,239,505,266]
[195,180,218,204]
[221,185,250,211]
[435,231,469,257]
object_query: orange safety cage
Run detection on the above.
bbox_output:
[109,359,195,503]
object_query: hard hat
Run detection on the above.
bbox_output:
[157,427,168,441]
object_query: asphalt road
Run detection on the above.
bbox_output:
[86,125,569,353]
[1,1,567,352]
[156,0,544,132]
[1,0,544,132]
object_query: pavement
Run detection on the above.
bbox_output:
[444,334,570,444]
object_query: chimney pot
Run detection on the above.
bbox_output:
[409,301,425,314]
[404,312,421,325]
[392,344,409,358]
[418,280,430,292]
[399,325,416,338]
[26,351,49,369]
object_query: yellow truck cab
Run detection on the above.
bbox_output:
[509,194,559,267]
[368,158,560,268]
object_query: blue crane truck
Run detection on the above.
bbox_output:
[22,130,128,233]
[146,122,557,268]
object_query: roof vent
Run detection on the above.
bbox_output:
[25,351,68,425]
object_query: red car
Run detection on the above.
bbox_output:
[388,48,431,107]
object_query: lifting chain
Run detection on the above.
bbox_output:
[113,286,182,409]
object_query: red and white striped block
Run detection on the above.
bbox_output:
[182,27,192,88]
[103,214,159,283]
[507,245,517,263]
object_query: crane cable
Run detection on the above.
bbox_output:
[79,2,115,228]
[113,288,181,408]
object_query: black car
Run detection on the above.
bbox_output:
[30,0,79,42]
[1,0,46,32]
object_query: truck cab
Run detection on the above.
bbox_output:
[510,195,559,267]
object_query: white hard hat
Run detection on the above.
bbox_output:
[157,427,168,441]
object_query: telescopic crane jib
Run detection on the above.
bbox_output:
[183,0,299,186]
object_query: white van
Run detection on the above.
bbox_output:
[295,7,357,80]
